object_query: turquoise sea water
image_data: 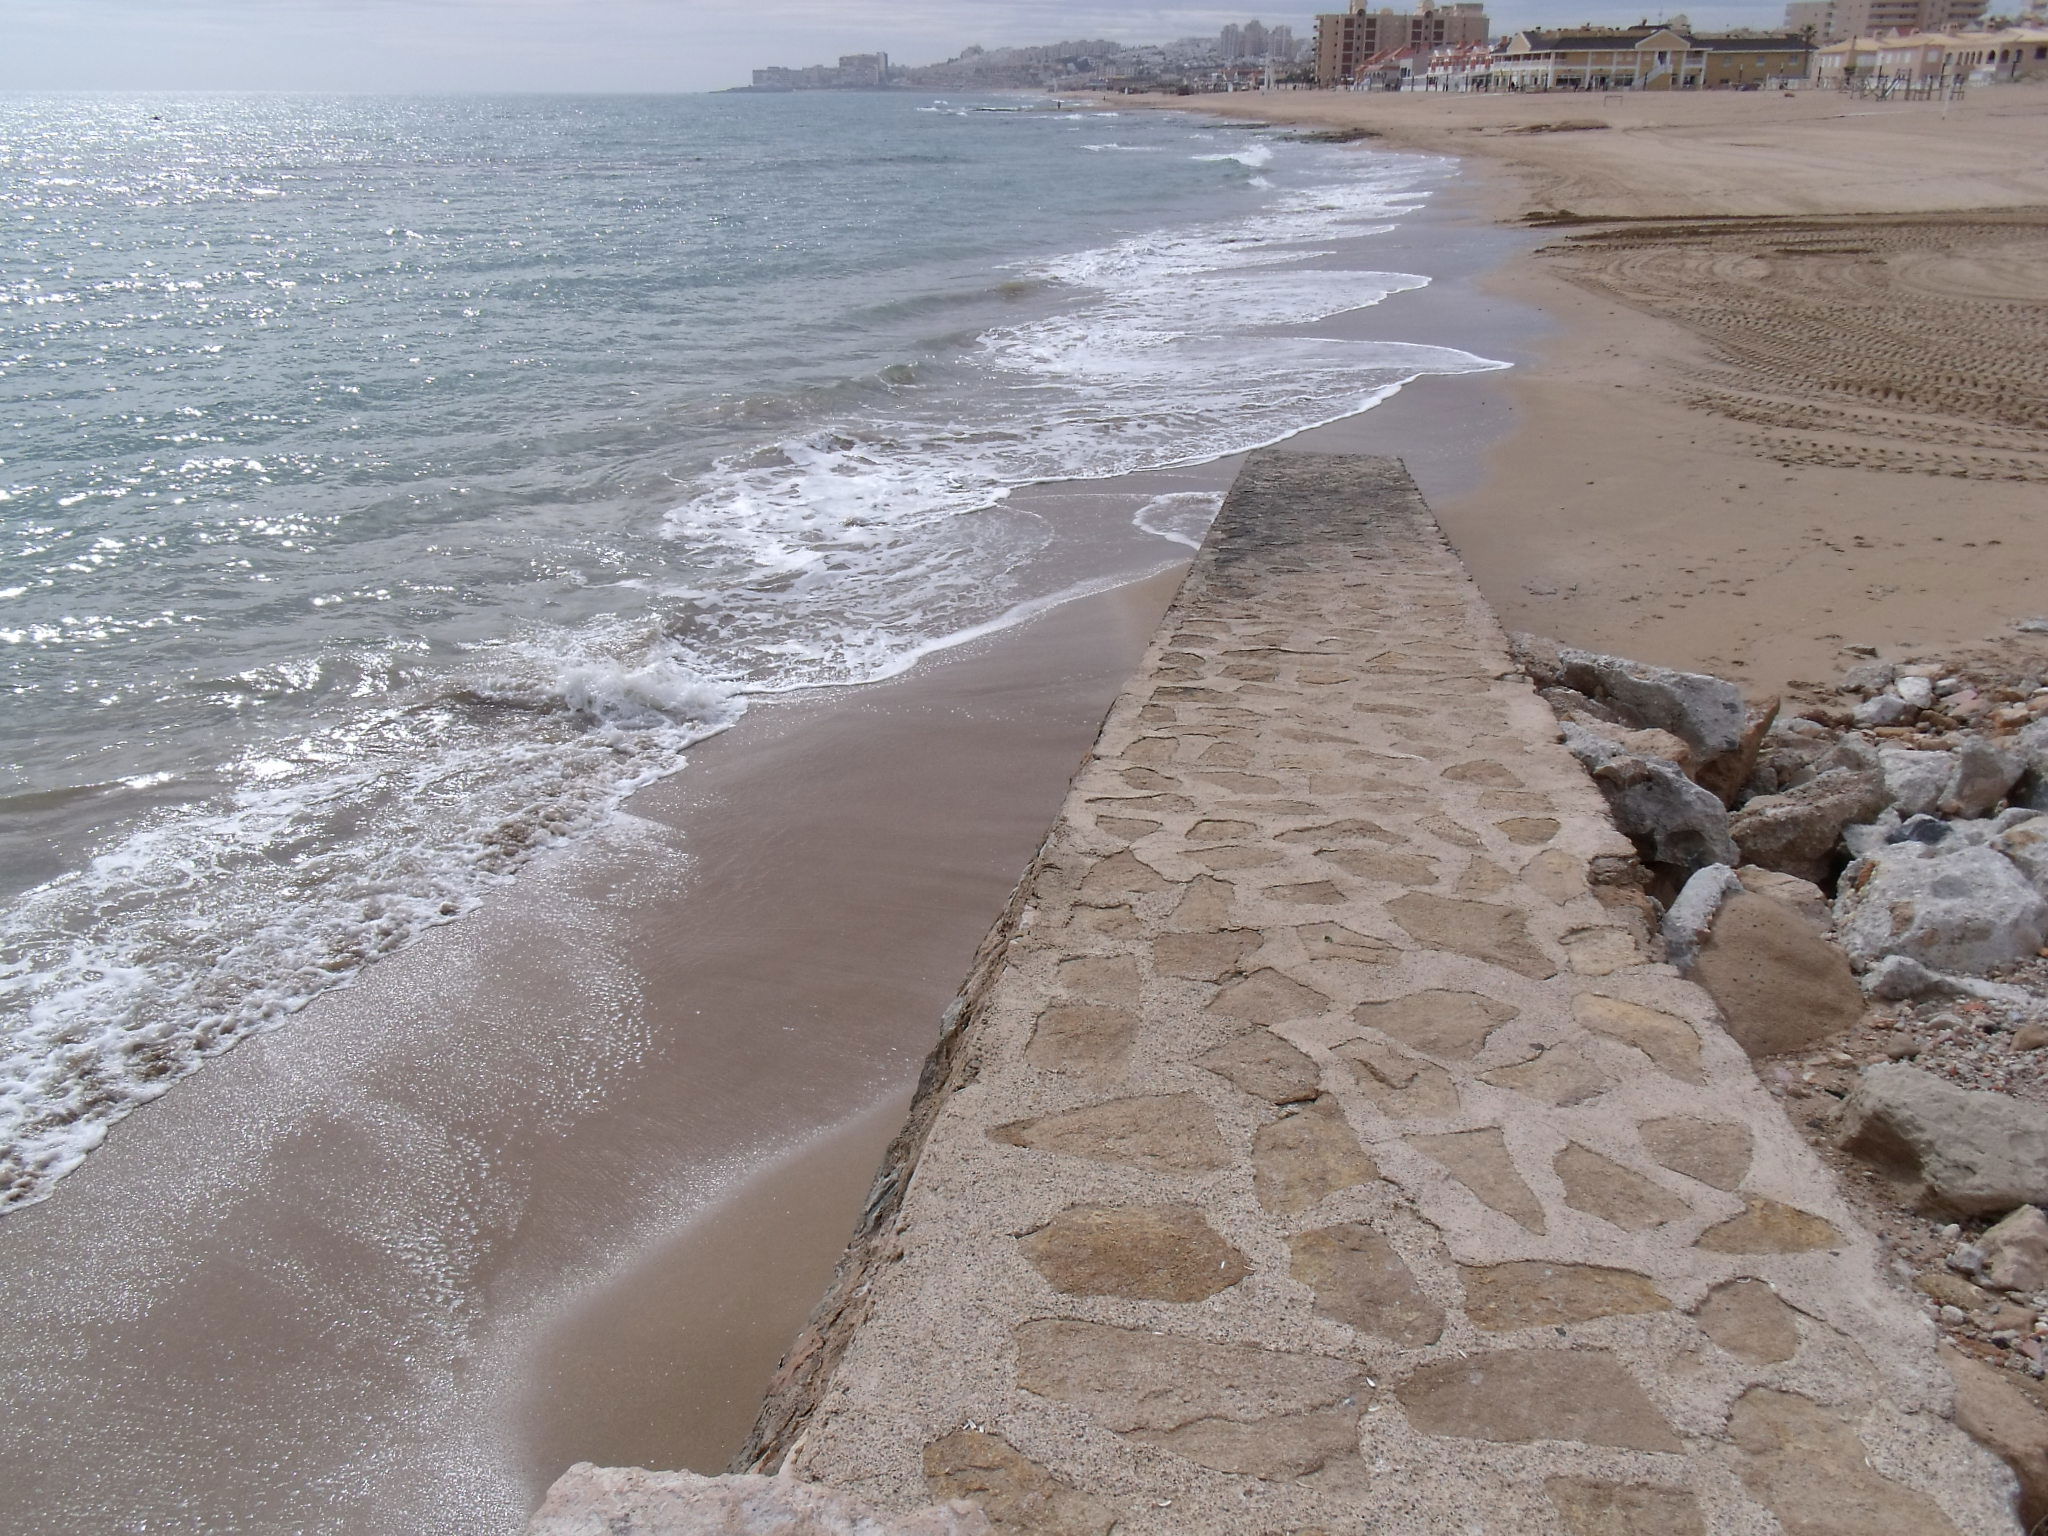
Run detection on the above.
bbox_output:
[0,90,1498,1208]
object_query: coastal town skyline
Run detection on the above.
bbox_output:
[9,0,1866,92]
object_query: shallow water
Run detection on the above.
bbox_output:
[0,90,1500,1208]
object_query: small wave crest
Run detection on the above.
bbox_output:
[1194,142,1275,169]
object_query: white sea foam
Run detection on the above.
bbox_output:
[1133,490,1226,550]
[1195,142,1276,169]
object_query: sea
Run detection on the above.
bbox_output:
[0,90,1501,1212]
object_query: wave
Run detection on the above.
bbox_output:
[1194,142,1275,169]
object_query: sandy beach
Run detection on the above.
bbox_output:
[1107,87,2048,700]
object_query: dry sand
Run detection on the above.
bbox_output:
[1115,86,2048,699]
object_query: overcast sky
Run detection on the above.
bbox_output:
[3,0,1797,94]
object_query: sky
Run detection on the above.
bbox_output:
[2,0,1800,94]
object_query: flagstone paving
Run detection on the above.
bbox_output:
[728,453,2019,1534]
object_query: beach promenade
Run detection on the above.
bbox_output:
[530,453,2017,1534]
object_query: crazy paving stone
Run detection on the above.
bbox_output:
[1013,1319,1364,1434]
[1572,994,1705,1084]
[1544,1478,1707,1536]
[1554,1145,1692,1231]
[1696,1199,1844,1255]
[1130,1409,1361,1482]
[1295,923,1399,969]
[1414,1127,1548,1233]
[1727,1388,1960,1536]
[1395,1349,1681,1452]
[1460,1260,1671,1332]
[1695,1279,1801,1365]
[1336,1039,1462,1120]
[988,1094,1232,1172]
[743,458,2012,1536]
[1638,1116,1753,1191]
[1197,1030,1322,1105]
[1482,1041,1614,1107]
[1078,851,1172,897]
[1209,968,1334,1026]
[1168,875,1235,930]
[1024,1004,1139,1076]
[1152,928,1260,982]
[922,1431,1115,1536]
[1019,1203,1249,1302]
[1386,893,1558,980]
[1253,1097,1378,1215]
[1352,989,1518,1060]
[1288,1223,1445,1346]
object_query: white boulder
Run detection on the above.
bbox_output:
[1835,842,2048,974]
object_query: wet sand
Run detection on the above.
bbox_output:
[0,159,1539,1533]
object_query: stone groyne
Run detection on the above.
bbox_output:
[532,453,2017,1535]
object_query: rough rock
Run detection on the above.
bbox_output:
[921,1432,1114,1536]
[1834,843,2048,974]
[1844,809,1903,861]
[1943,1345,2048,1536]
[1509,632,1568,688]
[1552,646,1748,759]
[1858,953,2047,1015]
[1690,892,1865,1059]
[1564,724,1738,873]
[1659,864,1742,972]
[1854,692,1918,729]
[2014,719,2048,810]
[1995,817,2048,897]
[1697,695,1780,806]
[526,1466,993,1536]
[1880,748,1957,819]
[1953,1204,2048,1293]
[1941,738,2025,818]
[1837,1064,2048,1215]
[1840,660,1898,695]
[1729,769,1890,885]
[1737,866,1832,930]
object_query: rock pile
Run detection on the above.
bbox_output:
[1518,634,2048,1514]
